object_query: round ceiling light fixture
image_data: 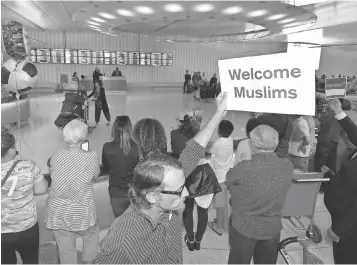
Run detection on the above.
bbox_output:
[87,21,100,26]
[222,6,243,15]
[91,17,106,23]
[98,12,116,19]
[194,3,214,12]
[164,3,183,12]
[267,14,286,20]
[135,6,154,14]
[247,9,268,17]
[279,18,296,24]
[116,9,134,17]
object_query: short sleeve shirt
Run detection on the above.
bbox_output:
[209,137,234,183]
[1,160,44,233]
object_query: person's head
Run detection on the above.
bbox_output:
[116,67,119,71]
[95,67,100,72]
[128,153,189,212]
[72,72,77,77]
[198,71,201,76]
[250,125,279,153]
[63,119,88,147]
[186,70,189,74]
[178,114,197,138]
[1,131,17,161]
[112,116,134,156]
[94,80,102,88]
[213,73,217,78]
[81,75,84,80]
[202,72,205,76]
[218,120,234,138]
[134,118,167,155]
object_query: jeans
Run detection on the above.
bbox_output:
[228,223,280,264]
[183,198,208,242]
[109,186,131,218]
[333,230,357,264]
[1,223,39,264]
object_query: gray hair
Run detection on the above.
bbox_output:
[250,125,279,152]
[128,153,182,209]
[63,119,88,145]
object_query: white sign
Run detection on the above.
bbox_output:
[218,53,316,115]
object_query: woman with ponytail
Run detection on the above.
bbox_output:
[102,116,140,217]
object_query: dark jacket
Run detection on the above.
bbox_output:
[184,74,191,82]
[102,140,140,190]
[185,163,221,198]
[324,115,357,238]
[88,86,109,114]
[209,77,217,87]
[258,114,293,158]
[93,71,103,82]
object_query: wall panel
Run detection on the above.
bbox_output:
[27,31,286,87]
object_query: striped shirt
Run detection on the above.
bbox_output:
[45,149,100,231]
[95,139,205,264]
[1,160,44,233]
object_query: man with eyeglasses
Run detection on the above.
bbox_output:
[95,93,228,264]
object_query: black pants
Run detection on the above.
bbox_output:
[95,105,111,123]
[333,230,357,264]
[314,141,338,191]
[108,186,131,218]
[1,223,39,264]
[183,198,208,242]
[183,81,188,93]
[228,223,280,264]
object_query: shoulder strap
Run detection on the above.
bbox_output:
[1,160,21,188]
[137,143,144,161]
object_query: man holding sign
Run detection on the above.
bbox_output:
[218,53,315,115]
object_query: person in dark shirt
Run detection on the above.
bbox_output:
[324,99,357,264]
[88,80,111,126]
[102,116,140,217]
[257,113,293,158]
[209,73,218,88]
[183,70,191,93]
[92,67,103,85]
[171,114,198,158]
[112,67,122,77]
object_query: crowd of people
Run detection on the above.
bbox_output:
[183,70,219,100]
[2,91,357,264]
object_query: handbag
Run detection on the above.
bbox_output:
[1,160,21,187]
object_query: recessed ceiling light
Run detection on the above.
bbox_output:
[87,21,100,26]
[267,14,286,20]
[91,17,106,23]
[194,4,214,12]
[116,9,134,17]
[279,18,296,24]
[222,6,242,15]
[98,12,116,19]
[164,3,183,12]
[247,9,268,17]
[135,6,154,14]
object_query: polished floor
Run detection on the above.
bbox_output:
[7,90,352,264]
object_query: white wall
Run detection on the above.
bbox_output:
[27,31,286,87]
[318,47,357,77]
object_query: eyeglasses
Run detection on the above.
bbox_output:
[159,185,185,196]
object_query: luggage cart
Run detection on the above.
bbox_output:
[279,172,330,264]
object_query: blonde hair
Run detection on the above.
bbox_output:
[63,119,88,145]
[250,125,279,152]
[112,116,134,156]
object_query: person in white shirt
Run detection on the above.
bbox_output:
[289,116,311,172]
[207,120,235,235]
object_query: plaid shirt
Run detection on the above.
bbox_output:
[95,140,205,264]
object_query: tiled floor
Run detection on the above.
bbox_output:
[7,90,345,264]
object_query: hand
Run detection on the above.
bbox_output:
[328,98,343,116]
[326,227,340,243]
[216,92,227,116]
[298,144,308,154]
